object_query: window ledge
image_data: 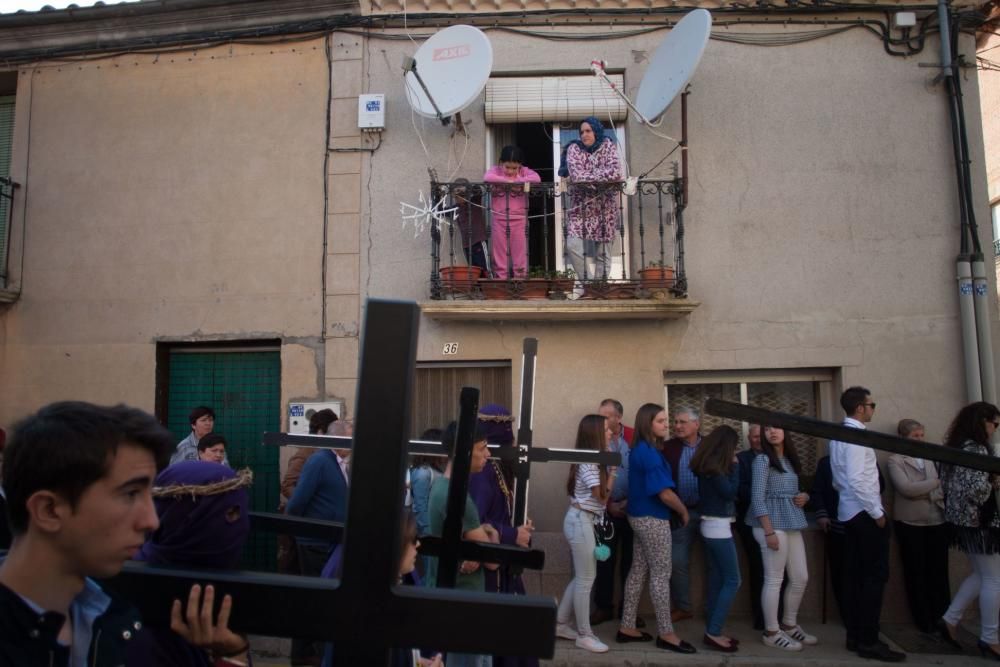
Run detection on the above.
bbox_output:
[419,298,699,321]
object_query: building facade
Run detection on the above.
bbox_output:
[0,0,994,618]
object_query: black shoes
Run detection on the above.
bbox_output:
[856,641,906,662]
[615,630,653,643]
[979,640,1000,661]
[655,636,697,654]
[703,634,738,653]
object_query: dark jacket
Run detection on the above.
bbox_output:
[735,448,759,524]
[697,462,741,518]
[662,436,699,487]
[0,581,143,667]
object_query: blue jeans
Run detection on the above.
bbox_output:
[670,509,700,612]
[703,536,741,636]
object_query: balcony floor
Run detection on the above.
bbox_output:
[419,298,699,321]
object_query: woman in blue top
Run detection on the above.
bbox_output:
[690,425,742,653]
[748,424,815,651]
[616,403,695,654]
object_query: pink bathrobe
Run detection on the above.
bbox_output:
[483,164,541,279]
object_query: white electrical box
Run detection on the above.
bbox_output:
[358,94,386,131]
[893,11,916,28]
[288,400,346,434]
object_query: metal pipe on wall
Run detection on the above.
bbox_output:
[973,255,998,404]
[957,257,983,402]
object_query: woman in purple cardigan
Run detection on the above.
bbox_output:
[468,403,537,667]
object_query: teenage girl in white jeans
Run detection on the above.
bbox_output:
[556,414,614,653]
[747,425,815,651]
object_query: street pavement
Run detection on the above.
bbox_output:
[249,614,989,666]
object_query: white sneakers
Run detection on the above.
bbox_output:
[762,630,803,652]
[555,625,609,653]
[575,635,610,653]
[784,625,818,645]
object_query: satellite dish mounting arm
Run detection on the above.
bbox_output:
[403,56,451,126]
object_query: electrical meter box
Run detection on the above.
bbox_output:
[288,400,346,434]
[358,94,386,131]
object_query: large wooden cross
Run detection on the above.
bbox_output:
[106,299,557,664]
[705,398,1000,473]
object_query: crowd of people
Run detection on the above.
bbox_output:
[452,116,625,282]
[2,387,1000,666]
[546,389,1000,664]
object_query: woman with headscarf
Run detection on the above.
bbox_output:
[558,116,623,281]
[130,461,254,666]
[467,403,536,667]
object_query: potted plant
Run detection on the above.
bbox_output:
[519,267,552,300]
[638,260,675,288]
[439,265,483,294]
[478,277,515,300]
[548,268,576,298]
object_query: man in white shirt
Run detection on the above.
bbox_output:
[828,386,904,663]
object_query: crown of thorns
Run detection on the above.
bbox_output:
[152,467,254,498]
[477,413,515,423]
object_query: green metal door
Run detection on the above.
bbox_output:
[166,349,281,570]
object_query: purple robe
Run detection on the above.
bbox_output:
[468,461,538,667]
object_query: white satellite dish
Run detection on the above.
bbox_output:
[403,25,493,125]
[634,9,712,122]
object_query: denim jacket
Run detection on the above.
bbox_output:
[696,462,740,518]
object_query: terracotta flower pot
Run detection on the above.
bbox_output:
[638,266,675,287]
[478,278,514,300]
[439,265,483,294]
[518,279,550,300]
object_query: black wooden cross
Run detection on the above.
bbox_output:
[105,299,557,664]
[705,398,1000,473]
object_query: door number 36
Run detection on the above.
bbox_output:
[442,342,459,355]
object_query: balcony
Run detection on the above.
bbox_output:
[421,177,698,321]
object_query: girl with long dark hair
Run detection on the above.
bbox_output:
[616,403,695,654]
[747,424,814,651]
[690,425,742,652]
[940,402,1000,660]
[556,414,614,653]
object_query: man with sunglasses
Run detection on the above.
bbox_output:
[829,387,903,662]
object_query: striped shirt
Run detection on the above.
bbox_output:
[745,453,807,531]
[573,464,606,515]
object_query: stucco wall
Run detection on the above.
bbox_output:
[363,22,992,521]
[0,42,328,420]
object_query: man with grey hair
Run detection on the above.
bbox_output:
[661,407,703,622]
[591,399,643,627]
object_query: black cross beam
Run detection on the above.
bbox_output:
[248,512,545,569]
[262,432,620,466]
[705,398,1000,473]
[104,299,557,663]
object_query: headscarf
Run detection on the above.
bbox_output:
[135,461,251,569]
[557,116,612,177]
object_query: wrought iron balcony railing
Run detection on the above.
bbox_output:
[429,177,686,302]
